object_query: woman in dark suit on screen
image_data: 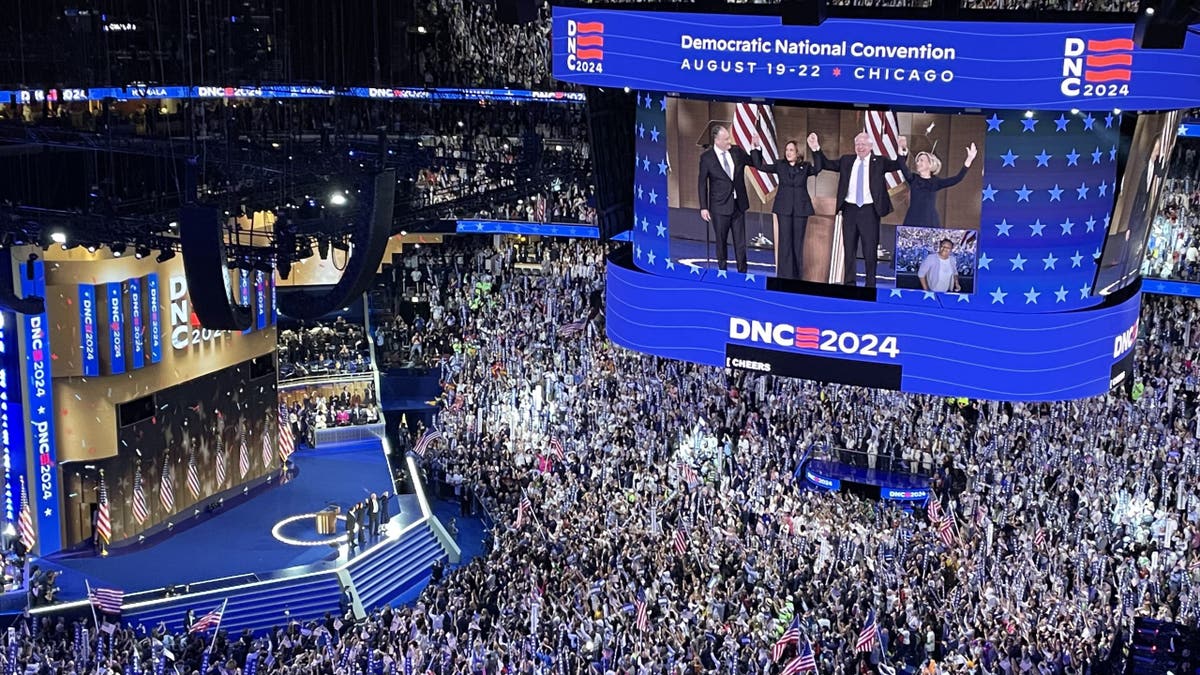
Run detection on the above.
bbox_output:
[896,136,978,227]
[748,132,823,280]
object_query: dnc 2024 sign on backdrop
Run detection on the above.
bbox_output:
[552,7,1200,110]
[605,257,1141,401]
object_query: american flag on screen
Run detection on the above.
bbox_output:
[132,463,149,525]
[262,428,273,469]
[97,472,112,545]
[731,103,779,202]
[215,436,228,488]
[865,110,906,190]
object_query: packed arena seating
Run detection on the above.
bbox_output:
[10,235,1200,672]
[277,320,373,380]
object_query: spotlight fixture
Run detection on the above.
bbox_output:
[134,245,151,260]
[329,191,348,206]
[50,231,67,245]
[155,249,176,263]
[330,238,350,252]
[110,242,127,257]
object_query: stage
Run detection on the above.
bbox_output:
[804,457,930,502]
[42,439,410,601]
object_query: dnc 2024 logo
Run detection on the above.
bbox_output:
[565,20,605,74]
[1061,37,1132,98]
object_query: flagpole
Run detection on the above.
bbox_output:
[206,599,229,655]
[84,580,100,634]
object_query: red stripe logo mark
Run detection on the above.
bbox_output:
[1085,70,1132,83]
[794,327,820,349]
[1087,38,1134,52]
[1085,54,1132,68]
[568,20,605,61]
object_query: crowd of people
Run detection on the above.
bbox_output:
[277,320,374,381]
[283,385,382,445]
[1141,138,1200,282]
[14,237,1200,671]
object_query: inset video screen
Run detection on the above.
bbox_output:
[665,98,985,290]
[1095,111,1180,295]
[894,226,978,293]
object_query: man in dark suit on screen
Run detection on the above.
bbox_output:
[698,125,753,274]
[814,131,907,287]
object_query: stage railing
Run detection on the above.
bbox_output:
[278,371,376,389]
[809,444,931,477]
[314,422,386,448]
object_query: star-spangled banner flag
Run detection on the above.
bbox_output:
[772,616,802,662]
[262,429,273,469]
[413,428,442,458]
[549,436,565,461]
[782,640,817,675]
[18,477,35,551]
[856,610,880,653]
[215,441,228,488]
[731,102,779,202]
[278,404,295,462]
[132,463,149,525]
[866,110,906,190]
[88,587,124,615]
[97,473,112,545]
[188,601,225,634]
[634,589,649,632]
[186,450,202,500]
[160,459,175,512]
[239,429,251,479]
[514,497,532,529]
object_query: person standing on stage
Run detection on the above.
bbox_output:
[748,132,824,280]
[345,506,358,552]
[814,131,908,287]
[368,493,380,538]
[697,125,753,274]
[380,490,391,529]
[895,136,978,228]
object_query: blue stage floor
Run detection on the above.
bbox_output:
[45,440,412,600]
[668,237,898,288]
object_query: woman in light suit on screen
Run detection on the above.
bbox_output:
[895,136,978,228]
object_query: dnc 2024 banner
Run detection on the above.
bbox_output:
[552,7,1200,110]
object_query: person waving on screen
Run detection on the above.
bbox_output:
[896,137,978,228]
[747,132,824,281]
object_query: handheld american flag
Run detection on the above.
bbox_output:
[413,428,443,458]
[88,586,124,615]
[855,610,880,653]
[634,589,649,632]
[549,436,565,461]
[514,496,532,529]
[188,600,226,634]
[772,616,801,662]
[673,528,687,556]
[782,640,816,675]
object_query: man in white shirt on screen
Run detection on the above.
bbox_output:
[918,238,960,293]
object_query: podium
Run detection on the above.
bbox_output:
[316,506,340,535]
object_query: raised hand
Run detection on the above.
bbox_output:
[965,142,978,167]
[750,133,762,149]
[897,136,908,154]
[807,133,820,152]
